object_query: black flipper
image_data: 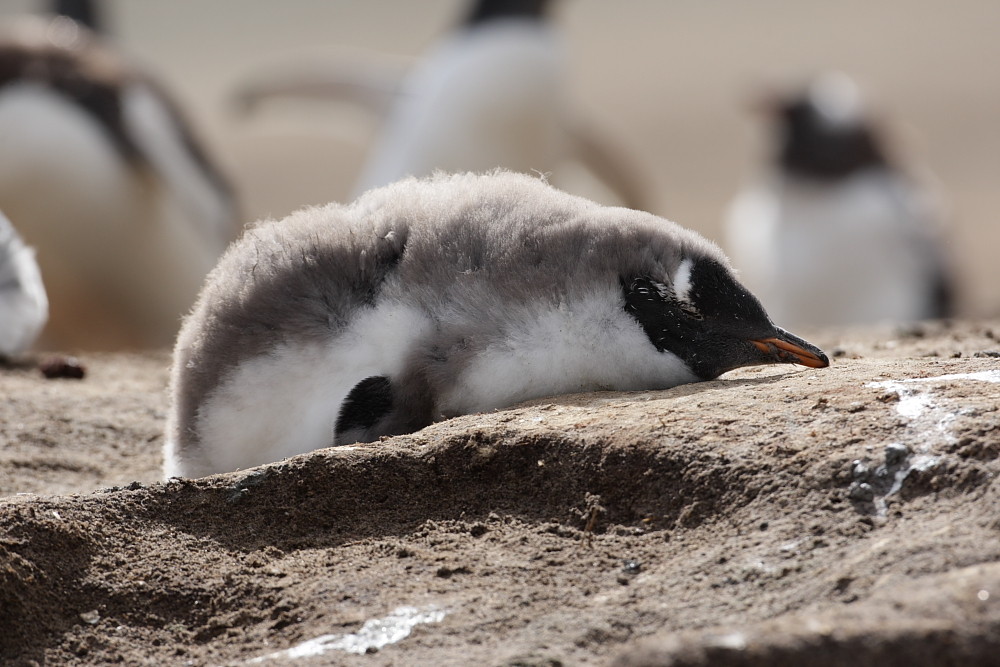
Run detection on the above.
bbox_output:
[334,369,436,446]
[335,375,394,443]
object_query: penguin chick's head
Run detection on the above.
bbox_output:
[462,0,552,27]
[622,257,828,380]
[771,73,888,180]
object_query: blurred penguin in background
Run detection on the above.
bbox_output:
[724,72,953,328]
[235,0,652,209]
[0,1,239,350]
[0,210,47,358]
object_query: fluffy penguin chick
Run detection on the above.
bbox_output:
[165,171,828,478]
[0,210,47,357]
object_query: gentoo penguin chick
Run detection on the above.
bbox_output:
[234,0,651,209]
[0,211,48,358]
[0,13,238,349]
[724,72,952,328]
[165,171,828,478]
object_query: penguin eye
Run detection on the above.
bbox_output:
[622,276,703,321]
[677,301,703,321]
[652,278,704,321]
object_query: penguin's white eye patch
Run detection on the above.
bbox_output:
[670,260,703,320]
[672,258,694,305]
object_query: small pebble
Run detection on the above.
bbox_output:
[621,560,642,575]
[896,324,926,338]
[884,443,910,467]
[848,481,875,502]
[39,355,86,379]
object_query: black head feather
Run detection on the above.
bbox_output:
[622,258,826,379]
[462,0,551,27]
[774,76,889,180]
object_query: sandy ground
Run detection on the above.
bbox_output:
[3,320,1000,665]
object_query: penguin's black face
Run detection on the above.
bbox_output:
[462,0,551,27]
[777,99,887,180]
[622,258,829,380]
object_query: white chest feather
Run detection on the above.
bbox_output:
[0,83,233,346]
[437,287,696,415]
[0,218,48,356]
[725,173,940,327]
[354,23,564,194]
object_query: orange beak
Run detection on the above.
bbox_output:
[752,336,830,369]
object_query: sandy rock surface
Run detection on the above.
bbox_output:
[2,320,1000,665]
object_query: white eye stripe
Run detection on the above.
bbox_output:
[672,258,694,304]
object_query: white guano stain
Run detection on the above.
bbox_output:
[247,605,446,662]
[864,370,1000,515]
[867,370,1000,429]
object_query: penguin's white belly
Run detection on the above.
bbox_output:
[0,84,140,255]
[438,288,697,415]
[0,83,231,346]
[0,225,48,356]
[727,176,933,327]
[189,302,432,476]
[354,24,563,194]
[181,288,695,475]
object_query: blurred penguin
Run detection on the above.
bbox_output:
[0,2,238,350]
[724,72,953,328]
[235,0,652,209]
[0,210,47,358]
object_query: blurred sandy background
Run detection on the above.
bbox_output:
[3,0,998,316]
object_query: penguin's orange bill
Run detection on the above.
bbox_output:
[752,337,830,368]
